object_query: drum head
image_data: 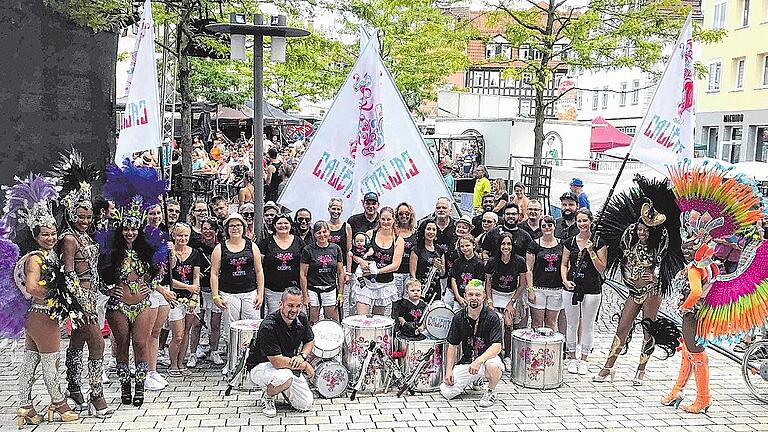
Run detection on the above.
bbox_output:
[314,361,349,398]
[342,314,394,329]
[230,319,262,331]
[424,306,454,340]
[313,320,344,352]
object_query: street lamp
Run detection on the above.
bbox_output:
[207,14,309,242]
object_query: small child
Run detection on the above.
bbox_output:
[397,279,427,340]
[348,232,374,284]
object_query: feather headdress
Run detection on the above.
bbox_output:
[1,174,58,239]
[103,158,167,229]
[48,148,100,223]
[0,221,25,338]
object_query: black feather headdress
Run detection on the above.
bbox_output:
[48,148,100,223]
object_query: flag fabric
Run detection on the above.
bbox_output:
[279,34,452,220]
[629,15,695,174]
[115,0,161,163]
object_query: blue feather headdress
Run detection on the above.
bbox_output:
[1,174,59,239]
[103,158,168,229]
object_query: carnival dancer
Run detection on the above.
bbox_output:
[440,279,503,407]
[98,159,169,407]
[245,286,315,417]
[49,150,113,416]
[661,161,768,414]
[1,174,85,427]
[594,175,684,384]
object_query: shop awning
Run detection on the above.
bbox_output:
[590,117,632,153]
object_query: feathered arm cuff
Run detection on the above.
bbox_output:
[681,266,703,312]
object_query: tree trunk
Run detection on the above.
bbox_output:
[530,86,546,199]
[177,5,193,212]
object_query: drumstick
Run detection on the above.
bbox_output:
[350,341,377,401]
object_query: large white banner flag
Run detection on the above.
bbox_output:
[279,34,452,220]
[629,15,695,174]
[115,0,161,163]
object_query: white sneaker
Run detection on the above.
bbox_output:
[187,356,197,368]
[478,389,497,407]
[149,371,168,386]
[503,357,512,372]
[567,359,580,374]
[195,346,206,359]
[578,360,590,375]
[261,392,277,417]
[471,378,485,391]
[211,351,225,365]
[145,374,166,391]
[101,370,111,384]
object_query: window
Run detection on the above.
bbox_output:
[723,126,743,163]
[619,82,627,106]
[518,45,529,60]
[763,55,768,86]
[486,36,512,60]
[602,86,609,109]
[592,91,599,110]
[520,99,531,116]
[735,58,745,89]
[708,61,722,91]
[713,0,727,29]
[704,126,719,158]
[741,0,750,26]
[756,127,768,162]
[522,73,532,86]
[489,71,500,88]
[577,91,583,109]
[631,80,640,105]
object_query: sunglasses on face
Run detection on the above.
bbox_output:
[398,212,411,216]
[242,212,254,218]
[297,217,310,223]
[482,219,494,223]
[541,222,554,228]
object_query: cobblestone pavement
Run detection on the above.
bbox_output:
[2,285,767,431]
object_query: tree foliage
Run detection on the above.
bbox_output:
[44,0,134,31]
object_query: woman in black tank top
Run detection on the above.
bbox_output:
[354,207,404,316]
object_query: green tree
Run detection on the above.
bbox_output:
[486,0,724,197]
[44,0,134,31]
[329,0,473,116]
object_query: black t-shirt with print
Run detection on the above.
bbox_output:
[450,254,485,297]
[485,254,527,294]
[397,232,417,274]
[171,248,201,300]
[527,240,564,288]
[261,235,305,292]
[447,305,503,365]
[481,225,532,259]
[564,236,607,294]
[301,242,343,292]
[246,310,313,368]
[398,299,427,339]
[198,243,215,292]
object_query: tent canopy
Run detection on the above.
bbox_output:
[243,101,303,125]
[591,116,631,153]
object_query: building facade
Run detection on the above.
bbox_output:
[696,0,768,162]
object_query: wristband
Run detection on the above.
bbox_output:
[590,253,597,260]
[212,294,221,301]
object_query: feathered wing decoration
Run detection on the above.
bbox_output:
[0,221,26,338]
[596,174,684,296]
[48,148,100,222]
[1,174,58,239]
[103,159,167,228]
[696,240,768,345]
[145,225,170,266]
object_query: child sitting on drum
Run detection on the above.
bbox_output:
[397,279,427,340]
[348,232,375,284]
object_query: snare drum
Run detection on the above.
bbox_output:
[227,319,262,373]
[423,301,454,340]
[312,360,350,398]
[396,336,447,392]
[312,320,344,359]
[511,327,564,389]
[342,314,395,394]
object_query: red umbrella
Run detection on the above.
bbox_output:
[590,116,631,153]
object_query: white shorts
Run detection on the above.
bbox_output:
[356,279,398,307]
[529,287,563,311]
[149,290,169,308]
[491,290,514,310]
[249,362,313,411]
[264,289,282,315]
[440,356,504,400]
[221,291,261,339]
[168,302,196,322]
[308,288,337,307]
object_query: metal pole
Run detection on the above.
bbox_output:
[253,14,265,243]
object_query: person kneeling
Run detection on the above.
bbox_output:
[246,286,315,417]
[440,279,503,407]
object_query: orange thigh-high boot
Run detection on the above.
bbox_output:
[681,351,711,414]
[660,343,692,407]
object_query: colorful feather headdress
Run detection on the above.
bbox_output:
[669,159,768,344]
[103,158,167,229]
[1,174,59,238]
[48,148,100,223]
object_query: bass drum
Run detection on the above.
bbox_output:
[396,336,447,392]
[423,301,454,340]
[312,360,350,399]
[342,314,395,394]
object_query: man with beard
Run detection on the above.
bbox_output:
[246,286,315,417]
[347,192,380,236]
[419,197,456,255]
[472,194,495,236]
[519,199,543,240]
[481,203,532,259]
[555,192,579,239]
[211,196,230,224]
[440,279,503,407]
[295,208,313,244]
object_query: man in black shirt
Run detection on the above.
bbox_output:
[555,192,579,239]
[519,198,543,240]
[481,203,532,259]
[440,280,503,407]
[471,194,495,236]
[246,286,315,417]
[347,192,380,236]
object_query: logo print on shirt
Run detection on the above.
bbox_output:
[275,252,293,271]
[230,256,248,277]
[176,264,192,284]
[409,309,423,320]
[317,254,335,273]
[499,274,515,290]
[544,253,559,272]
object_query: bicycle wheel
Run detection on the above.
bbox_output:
[742,340,768,403]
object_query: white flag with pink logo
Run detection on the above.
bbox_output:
[279,34,451,219]
[629,15,695,174]
[115,0,161,163]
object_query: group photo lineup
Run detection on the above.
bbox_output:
[2,0,768,430]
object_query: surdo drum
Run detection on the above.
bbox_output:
[342,314,395,394]
[311,320,344,359]
[395,336,447,392]
[423,301,454,340]
[227,319,262,389]
[511,327,564,389]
